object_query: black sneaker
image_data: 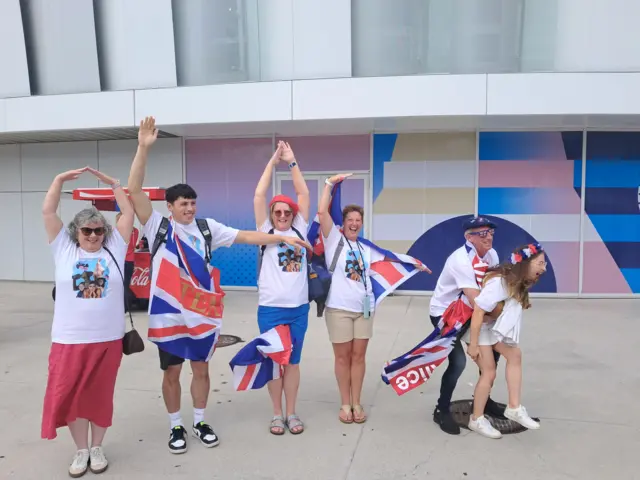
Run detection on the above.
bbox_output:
[433,407,460,435]
[168,426,188,454]
[192,421,220,448]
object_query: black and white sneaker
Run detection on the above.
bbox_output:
[168,426,188,454]
[192,421,220,448]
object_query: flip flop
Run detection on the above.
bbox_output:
[352,404,367,424]
[339,405,354,424]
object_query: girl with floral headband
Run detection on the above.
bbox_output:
[463,243,547,439]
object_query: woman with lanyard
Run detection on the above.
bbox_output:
[317,173,387,424]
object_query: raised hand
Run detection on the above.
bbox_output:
[86,167,118,186]
[56,167,89,182]
[269,142,284,166]
[281,235,312,253]
[328,173,353,184]
[138,116,158,148]
[279,141,295,163]
[417,263,432,274]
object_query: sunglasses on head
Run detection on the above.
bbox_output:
[273,209,292,218]
[80,227,105,236]
[468,228,494,238]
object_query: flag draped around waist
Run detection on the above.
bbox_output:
[147,221,225,362]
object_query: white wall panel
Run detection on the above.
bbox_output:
[94,0,177,91]
[0,145,22,192]
[4,91,134,132]
[97,138,183,189]
[21,0,101,95]
[21,142,98,192]
[21,191,53,281]
[0,0,30,98]
[256,0,294,81]
[0,193,24,280]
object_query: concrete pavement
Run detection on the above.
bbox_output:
[0,281,638,479]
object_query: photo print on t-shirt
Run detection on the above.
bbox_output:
[345,249,367,282]
[72,258,110,299]
[186,233,204,257]
[277,241,305,273]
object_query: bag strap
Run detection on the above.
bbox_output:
[195,218,213,264]
[103,245,135,331]
[328,237,344,274]
[150,217,170,263]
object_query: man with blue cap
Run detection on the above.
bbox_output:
[428,215,502,434]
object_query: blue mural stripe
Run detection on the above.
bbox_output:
[478,188,577,214]
[372,134,397,202]
[587,132,640,160]
[585,160,640,187]
[604,243,640,269]
[589,214,640,242]
[573,160,583,188]
[479,132,583,160]
[620,269,640,293]
[584,188,640,214]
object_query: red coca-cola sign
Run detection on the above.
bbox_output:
[130,252,151,299]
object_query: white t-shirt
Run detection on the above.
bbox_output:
[474,276,509,312]
[257,214,309,308]
[143,210,239,304]
[429,243,499,317]
[50,227,128,344]
[323,225,385,313]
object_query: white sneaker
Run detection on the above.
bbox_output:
[68,449,89,478]
[504,405,540,430]
[89,446,109,474]
[468,415,502,439]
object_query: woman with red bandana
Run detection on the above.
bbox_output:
[254,141,311,436]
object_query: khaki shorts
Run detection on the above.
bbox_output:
[324,307,373,344]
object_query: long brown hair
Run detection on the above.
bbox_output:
[483,243,544,309]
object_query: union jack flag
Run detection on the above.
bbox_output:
[382,249,490,395]
[306,180,425,308]
[147,221,225,362]
[229,325,292,391]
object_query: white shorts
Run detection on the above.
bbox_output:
[462,321,499,346]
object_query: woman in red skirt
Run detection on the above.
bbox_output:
[41,166,134,477]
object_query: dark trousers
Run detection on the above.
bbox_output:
[430,315,500,412]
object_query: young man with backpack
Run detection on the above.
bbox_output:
[127,117,310,454]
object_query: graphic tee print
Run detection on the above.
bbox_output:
[277,241,305,272]
[345,249,367,283]
[72,258,110,299]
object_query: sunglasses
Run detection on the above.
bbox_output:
[468,228,495,238]
[80,227,105,236]
[273,210,292,218]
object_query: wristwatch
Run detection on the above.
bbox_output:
[288,161,297,170]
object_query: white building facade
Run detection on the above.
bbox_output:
[1,0,639,297]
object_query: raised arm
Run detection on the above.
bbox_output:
[42,168,88,242]
[319,173,352,238]
[87,167,134,241]
[280,142,310,222]
[127,116,158,225]
[254,143,283,227]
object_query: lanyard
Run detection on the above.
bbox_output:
[344,236,368,290]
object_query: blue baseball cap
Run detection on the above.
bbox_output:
[463,216,497,231]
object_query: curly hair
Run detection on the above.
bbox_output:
[483,244,544,309]
[67,207,113,245]
[342,204,364,223]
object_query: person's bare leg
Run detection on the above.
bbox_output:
[350,339,369,421]
[90,424,107,446]
[190,361,210,410]
[283,364,300,417]
[494,343,522,409]
[68,418,90,450]
[267,377,284,416]
[471,346,497,420]
[162,365,182,415]
[333,342,353,405]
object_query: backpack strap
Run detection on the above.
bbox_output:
[195,218,213,264]
[328,237,345,274]
[150,217,170,263]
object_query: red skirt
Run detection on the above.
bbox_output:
[41,339,123,440]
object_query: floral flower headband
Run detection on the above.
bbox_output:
[510,242,543,265]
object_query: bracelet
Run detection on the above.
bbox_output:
[111,180,121,189]
[288,161,297,170]
[325,178,334,187]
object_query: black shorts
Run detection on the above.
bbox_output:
[158,347,185,371]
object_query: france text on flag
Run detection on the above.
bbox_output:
[147,221,225,363]
[306,179,425,308]
[229,325,292,391]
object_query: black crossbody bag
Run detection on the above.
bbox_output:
[104,246,145,355]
